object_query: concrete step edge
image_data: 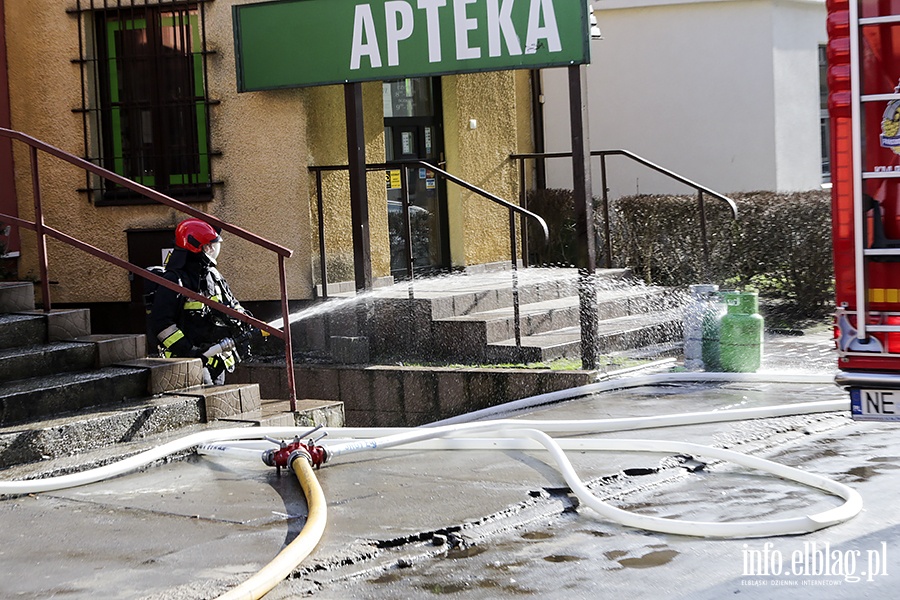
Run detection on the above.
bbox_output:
[432,289,680,345]
[0,341,97,384]
[0,394,206,470]
[484,311,684,363]
[0,400,345,482]
[0,314,46,350]
[0,419,251,484]
[0,366,151,426]
[215,398,345,428]
[0,281,36,312]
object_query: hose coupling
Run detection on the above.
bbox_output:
[262,438,328,473]
[289,447,312,466]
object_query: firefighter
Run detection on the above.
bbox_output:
[149,218,248,385]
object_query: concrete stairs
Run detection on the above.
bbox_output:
[0,281,343,476]
[315,268,685,364]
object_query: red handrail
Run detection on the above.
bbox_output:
[0,127,298,407]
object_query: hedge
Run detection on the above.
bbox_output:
[526,189,834,315]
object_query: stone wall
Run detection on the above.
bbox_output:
[233,363,597,427]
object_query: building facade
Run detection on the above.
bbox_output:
[541,0,827,197]
[0,0,535,329]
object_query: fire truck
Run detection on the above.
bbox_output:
[829,0,900,420]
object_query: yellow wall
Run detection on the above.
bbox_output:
[5,0,316,303]
[443,70,532,267]
[306,83,389,283]
[4,0,531,307]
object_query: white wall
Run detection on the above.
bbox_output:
[772,0,827,190]
[541,0,826,198]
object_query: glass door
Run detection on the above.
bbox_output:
[384,78,449,278]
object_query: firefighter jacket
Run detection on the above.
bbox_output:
[148,248,244,363]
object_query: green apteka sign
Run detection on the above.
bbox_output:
[233,0,591,91]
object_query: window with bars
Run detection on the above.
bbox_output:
[72,1,216,204]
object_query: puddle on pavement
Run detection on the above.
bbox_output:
[579,529,612,538]
[447,545,487,559]
[370,572,403,584]
[419,581,471,594]
[615,549,679,569]
[543,554,583,563]
[416,577,534,595]
[869,456,900,463]
[487,558,531,572]
[520,531,553,540]
[845,465,894,482]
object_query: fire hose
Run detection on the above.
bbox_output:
[0,372,863,598]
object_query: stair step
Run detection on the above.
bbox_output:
[0,393,205,469]
[432,287,677,360]
[72,334,146,367]
[0,398,346,480]
[0,420,242,483]
[0,366,150,426]
[0,281,35,312]
[217,398,346,428]
[361,267,633,320]
[485,308,684,364]
[171,383,262,420]
[0,341,97,384]
[25,308,92,341]
[425,270,629,318]
[0,314,46,350]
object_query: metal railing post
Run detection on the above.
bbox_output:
[401,165,415,286]
[697,190,710,278]
[30,146,51,312]
[600,153,612,269]
[277,255,297,409]
[518,158,529,267]
[315,169,328,300]
[509,210,521,348]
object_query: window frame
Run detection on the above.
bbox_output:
[72,1,216,206]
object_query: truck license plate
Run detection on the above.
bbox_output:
[851,388,900,421]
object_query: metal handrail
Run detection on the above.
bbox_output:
[510,149,738,270]
[0,127,300,407]
[310,159,549,348]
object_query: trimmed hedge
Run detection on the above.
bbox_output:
[526,189,834,315]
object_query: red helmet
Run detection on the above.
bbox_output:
[175,218,221,253]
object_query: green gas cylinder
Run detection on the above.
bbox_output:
[719,291,764,373]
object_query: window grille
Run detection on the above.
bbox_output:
[69,0,218,204]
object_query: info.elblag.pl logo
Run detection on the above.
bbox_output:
[742,541,889,585]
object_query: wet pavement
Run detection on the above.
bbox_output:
[4,329,900,599]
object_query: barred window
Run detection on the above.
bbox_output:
[72,1,216,204]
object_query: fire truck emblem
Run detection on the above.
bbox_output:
[881,81,900,154]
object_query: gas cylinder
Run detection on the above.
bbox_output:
[719,291,764,373]
[683,284,719,371]
[700,290,727,371]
